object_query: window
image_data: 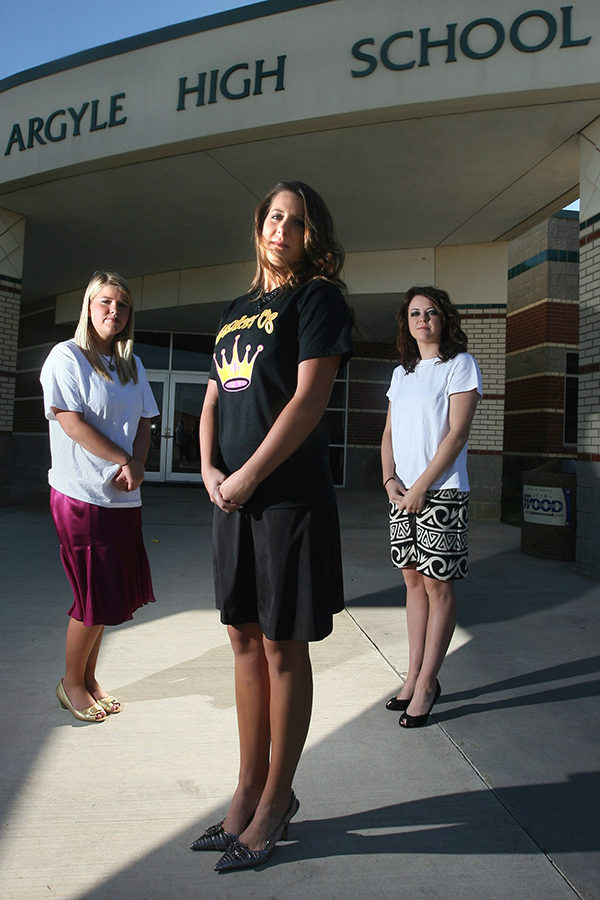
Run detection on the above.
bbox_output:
[327,363,349,486]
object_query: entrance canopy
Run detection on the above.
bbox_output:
[1,0,598,334]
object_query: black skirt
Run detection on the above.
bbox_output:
[212,501,345,641]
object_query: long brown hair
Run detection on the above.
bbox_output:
[249,180,345,294]
[74,269,138,384]
[396,286,468,374]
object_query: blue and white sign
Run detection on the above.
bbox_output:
[522,485,572,526]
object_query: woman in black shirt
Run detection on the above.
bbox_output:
[195,181,353,871]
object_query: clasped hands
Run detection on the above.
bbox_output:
[386,478,427,515]
[206,467,256,512]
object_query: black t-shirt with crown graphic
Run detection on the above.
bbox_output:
[209,277,353,509]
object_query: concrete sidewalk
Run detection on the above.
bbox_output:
[0,485,598,899]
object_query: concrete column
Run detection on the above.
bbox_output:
[0,208,25,505]
[577,122,600,576]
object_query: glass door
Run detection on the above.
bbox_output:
[146,374,169,481]
[145,373,208,483]
[166,374,207,482]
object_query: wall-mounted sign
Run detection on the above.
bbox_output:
[522,485,572,526]
[3,53,287,157]
[177,55,286,110]
[4,94,127,156]
[351,6,590,77]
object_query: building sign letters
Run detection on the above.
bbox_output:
[351,6,590,76]
[4,94,127,156]
[522,485,572,526]
[2,6,592,157]
[4,55,287,156]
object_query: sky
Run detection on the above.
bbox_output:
[1,0,257,81]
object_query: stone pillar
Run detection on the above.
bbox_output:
[0,208,25,505]
[577,122,600,576]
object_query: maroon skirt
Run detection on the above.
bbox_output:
[50,488,155,626]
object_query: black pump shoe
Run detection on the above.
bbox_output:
[399,680,441,728]
[385,694,412,712]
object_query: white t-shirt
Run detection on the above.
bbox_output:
[386,352,482,491]
[40,340,159,507]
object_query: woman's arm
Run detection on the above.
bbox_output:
[381,403,407,505]
[218,355,341,507]
[112,417,152,492]
[53,408,149,493]
[53,408,131,465]
[397,388,480,513]
[199,379,240,512]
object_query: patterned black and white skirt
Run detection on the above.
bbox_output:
[389,489,470,581]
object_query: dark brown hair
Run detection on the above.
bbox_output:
[249,180,345,293]
[396,285,468,373]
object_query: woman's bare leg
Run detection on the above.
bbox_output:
[394,567,429,701]
[238,637,312,851]
[83,626,119,711]
[222,623,271,837]
[404,576,456,717]
[63,617,106,715]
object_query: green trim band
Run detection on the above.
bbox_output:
[580,210,600,231]
[456,303,506,309]
[508,248,579,280]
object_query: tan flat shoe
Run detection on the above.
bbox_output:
[96,695,121,714]
[56,680,106,723]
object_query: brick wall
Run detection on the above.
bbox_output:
[15,303,72,435]
[0,209,25,504]
[503,211,580,520]
[576,209,600,576]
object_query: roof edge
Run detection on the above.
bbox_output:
[0,0,334,93]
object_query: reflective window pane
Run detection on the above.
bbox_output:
[172,333,214,372]
[135,332,170,370]
[324,409,346,445]
[329,381,346,408]
[172,381,207,474]
[146,381,164,472]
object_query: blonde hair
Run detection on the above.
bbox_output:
[74,270,138,384]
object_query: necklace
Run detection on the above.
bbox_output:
[102,352,115,372]
[254,286,283,312]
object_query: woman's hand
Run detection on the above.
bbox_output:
[113,457,145,492]
[219,469,256,508]
[203,465,241,513]
[385,477,406,507]
[397,483,427,514]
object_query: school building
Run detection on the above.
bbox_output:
[1,0,599,575]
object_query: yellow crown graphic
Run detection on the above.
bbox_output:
[214,333,264,392]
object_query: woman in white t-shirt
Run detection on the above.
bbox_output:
[40,270,159,723]
[381,286,482,728]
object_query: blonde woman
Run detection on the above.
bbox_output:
[40,270,158,723]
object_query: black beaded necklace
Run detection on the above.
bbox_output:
[254,286,283,312]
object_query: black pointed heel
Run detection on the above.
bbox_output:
[190,821,238,851]
[214,791,299,872]
[399,680,441,728]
